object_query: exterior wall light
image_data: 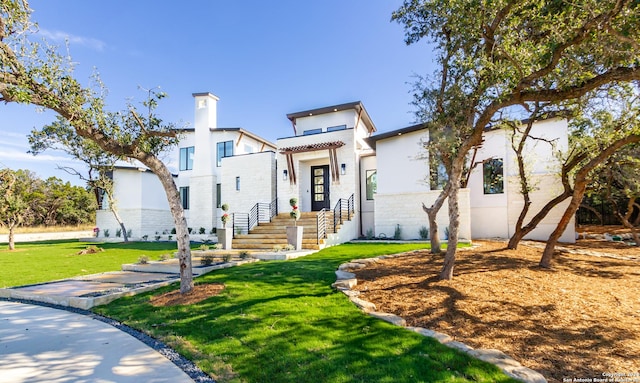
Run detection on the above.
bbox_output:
[283,169,288,181]
[341,163,346,175]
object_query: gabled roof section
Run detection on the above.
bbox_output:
[286,101,377,134]
[365,123,429,150]
[210,127,277,149]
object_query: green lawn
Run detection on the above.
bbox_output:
[0,240,179,288]
[95,243,517,383]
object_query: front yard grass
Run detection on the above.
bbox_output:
[0,240,180,288]
[94,243,517,383]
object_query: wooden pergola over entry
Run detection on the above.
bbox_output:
[279,141,345,185]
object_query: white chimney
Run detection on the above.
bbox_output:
[191,92,219,176]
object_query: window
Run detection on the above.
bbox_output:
[216,183,221,208]
[483,158,504,194]
[217,141,233,167]
[303,128,322,135]
[366,170,377,200]
[179,186,190,209]
[179,147,194,171]
[429,151,449,190]
[236,177,240,191]
[327,124,347,132]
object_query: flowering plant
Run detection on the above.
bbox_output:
[93,227,100,237]
[221,203,230,228]
[289,198,300,226]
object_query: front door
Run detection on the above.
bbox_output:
[311,165,330,211]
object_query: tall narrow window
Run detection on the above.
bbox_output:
[483,158,504,194]
[179,186,190,209]
[216,183,221,208]
[216,140,234,167]
[366,170,377,200]
[429,152,448,190]
[236,177,240,191]
[179,147,194,171]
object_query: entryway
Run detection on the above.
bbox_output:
[311,165,330,211]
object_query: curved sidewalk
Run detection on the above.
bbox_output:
[0,300,201,383]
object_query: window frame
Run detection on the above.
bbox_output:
[216,140,234,167]
[365,169,377,200]
[179,146,194,171]
[179,186,190,209]
[483,158,504,195]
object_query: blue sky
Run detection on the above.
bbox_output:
[0,1,435,185]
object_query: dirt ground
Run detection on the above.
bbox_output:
[352,227,640,383]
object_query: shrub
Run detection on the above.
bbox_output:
[104,229,110,238]
[272,245,282,252]
[239,251,250,260]
[419,226,429,240]
[116,228,122,237]
[168,235,173,240]
[142,234,149,241]
[170,228,176,235]
[138,255,149,264]
[200,254,215,266]
[209,227,217,235]
[155,235,161,241]
[236,226,243,235]
[365,228,374,240]
[188,227,193,234]
[158,253,171,261]
[394,224,402,240]
[199,244,210,251]
[222,254,233,263]
[284,244,295,251]
[199,227,206,235]
[214,243,222,250]
[127,229,132,238]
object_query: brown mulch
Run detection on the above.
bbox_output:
[150,283,225,307]
[352,231,640,383]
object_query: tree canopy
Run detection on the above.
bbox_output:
[393,0,640,277]
[0,0,194,293]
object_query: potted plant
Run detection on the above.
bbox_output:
[286,198,303,250]
[218,203,233,249]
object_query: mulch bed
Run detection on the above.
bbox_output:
[352,235,640,383]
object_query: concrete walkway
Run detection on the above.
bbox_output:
[0,300,201,383]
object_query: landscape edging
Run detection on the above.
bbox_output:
[332,253,547,383]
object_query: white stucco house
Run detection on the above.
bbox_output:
[96,92,575,246]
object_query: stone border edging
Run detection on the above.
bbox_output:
[332,254,547,383]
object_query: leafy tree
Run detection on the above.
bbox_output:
[0,169,37,249]
[393,0,640,277]
[30,121,129,241]
[0,1,194,293]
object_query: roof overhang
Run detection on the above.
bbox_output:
[286,101,377,134]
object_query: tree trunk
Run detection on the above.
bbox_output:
[139,156,193,294]
[539,182,586,267]
[615,198,640,247]
[440,160,463,280]
[105,190,128,242]
[422,183,450,254]
[8,223,15,251]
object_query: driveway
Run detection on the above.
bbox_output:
[0,300,200,383]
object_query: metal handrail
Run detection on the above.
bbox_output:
[232,213,249,238]
[317,208,327,244]
[269,198,278,221]
[332,193,355,233]
[234,199,278,239]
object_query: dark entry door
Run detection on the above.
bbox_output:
[311,165,330,211]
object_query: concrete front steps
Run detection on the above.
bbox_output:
[232,212,340,250]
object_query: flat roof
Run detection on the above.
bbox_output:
[286,101,377,133]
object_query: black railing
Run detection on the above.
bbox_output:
[332,193,355,233]
[233,199,278,238]
[317,208,327,244]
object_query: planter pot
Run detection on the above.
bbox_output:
[286,226,304,250]
[218,228,233,250]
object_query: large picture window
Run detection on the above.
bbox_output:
[179,186,190,209]
[217,141,233,167]
[483,158,504,194]
[366,170,377,200]
[179,147,194,171]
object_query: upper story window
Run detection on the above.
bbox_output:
[217,140,234,167]
[303,128,323,135]
[179,147,194,171]
[327,124,347,132]
[483,158,504,194]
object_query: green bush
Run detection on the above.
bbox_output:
[419,226,429,240]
